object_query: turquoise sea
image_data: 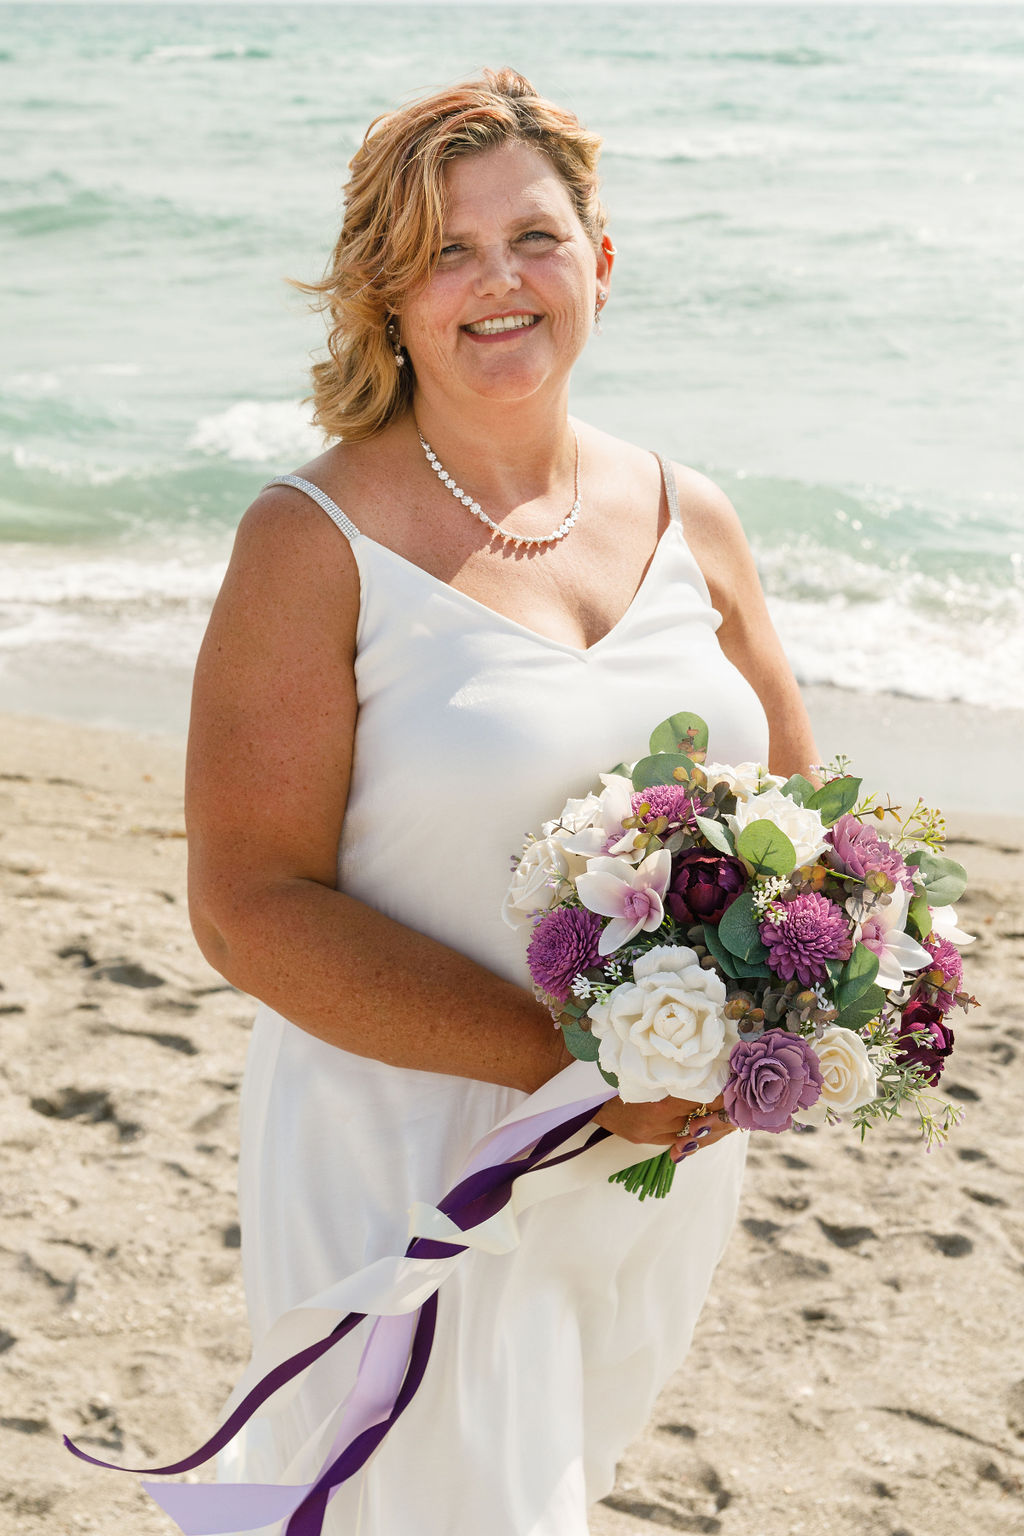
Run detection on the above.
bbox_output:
[1,3,1022,731]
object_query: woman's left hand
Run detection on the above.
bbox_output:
[667,1094,738,1164]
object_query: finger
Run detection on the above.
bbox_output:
[670,1116,737,1161]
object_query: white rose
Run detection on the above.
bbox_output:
[587,944,739,1104]
[501,836,569,930]
[703,760,786,802]
[796,1025,879,1125]
[726,786,829,870]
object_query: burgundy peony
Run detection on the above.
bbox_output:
[759,892,853,986]
[667,851,746,926]
[723,1029,824,1133]
[894,999,955,1085]
[826,813,914,893]
[527,906,604,1004]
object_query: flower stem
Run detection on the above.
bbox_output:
[609,1151,676,1201]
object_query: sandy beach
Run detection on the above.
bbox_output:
[1,700,1022,1536]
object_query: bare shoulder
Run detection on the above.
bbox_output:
[667,460,758,620]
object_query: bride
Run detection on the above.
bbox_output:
[185,67,819,1536]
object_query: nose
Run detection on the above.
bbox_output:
[473,241,522,298]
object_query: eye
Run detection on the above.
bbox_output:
[437,241,465,260]
[519,229,556,244]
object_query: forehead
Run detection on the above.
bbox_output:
[441,141,577,227]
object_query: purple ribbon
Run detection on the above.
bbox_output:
[66,1093,613,1535]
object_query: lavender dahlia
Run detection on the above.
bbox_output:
[630,784,700,830]
[527,907,604,1004]
[759,892,853,986]
[826,813,914,893]
[918,933,964,1013]
[724,1029,824,1133]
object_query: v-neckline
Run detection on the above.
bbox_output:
[355,518,684,659]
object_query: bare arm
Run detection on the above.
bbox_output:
[672,464,820,779]
[186,487,567,1096]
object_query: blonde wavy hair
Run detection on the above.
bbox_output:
[292,68,606,443]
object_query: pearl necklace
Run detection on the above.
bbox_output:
[417,426,581,550]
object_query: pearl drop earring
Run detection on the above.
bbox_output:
[386,321,405,367]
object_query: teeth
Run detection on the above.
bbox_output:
[466,314,538,335]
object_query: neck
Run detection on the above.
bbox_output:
[410,385,577,505]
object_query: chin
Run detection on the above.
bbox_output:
[462,360,566,404]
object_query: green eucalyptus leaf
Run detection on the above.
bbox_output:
[631,753,695,791]
[561,1020,601,1063]
[718,892,769,963]
[803,776,862,827]
[700,921,743,978]
[904,850,967,907]
[735,819,797,878]
[648,712,709,760]
[833,983,886,1032]
[824,957,845,992]
[906,890,934,941]
[780,773,816,806]
[605,762,632,780]
[694,814,736,856]
[598,1062,620,1090]
[836,943,880,1011]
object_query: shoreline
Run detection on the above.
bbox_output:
[1,679,1021,817]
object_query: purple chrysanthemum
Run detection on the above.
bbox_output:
[760,892,854,986]
[923,933,963,989]
[723,1029,824,1133]
[630,785,700,829]
[826,814,914,893]
[527,907,604,1004]
[915,932,964,1015]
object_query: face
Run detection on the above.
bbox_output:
[398,141,613,409]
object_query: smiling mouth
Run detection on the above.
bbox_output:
[463,314,541,336]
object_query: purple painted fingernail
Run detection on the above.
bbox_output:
[669,1146,683,1163]
[683,1139,699,1152]
[695,1127,711,1139]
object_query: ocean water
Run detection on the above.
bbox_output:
[1,2,1022,732]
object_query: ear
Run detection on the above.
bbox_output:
[597,233,616,289]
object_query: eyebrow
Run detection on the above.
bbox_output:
[440,207,568,243]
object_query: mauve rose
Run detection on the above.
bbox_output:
[826,813,914,893]
[895,999,955,1085]
[723,1028,824,1133]
[667,851,746,927]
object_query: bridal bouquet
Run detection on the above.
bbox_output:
[504,710,976,1198]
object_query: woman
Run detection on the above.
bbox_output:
[186,68,818,1535]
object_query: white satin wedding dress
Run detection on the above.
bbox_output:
[220,454,769,1535]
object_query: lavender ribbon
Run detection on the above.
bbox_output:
[66,1071,616,1535]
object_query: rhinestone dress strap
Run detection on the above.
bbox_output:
[655,454,682,526]
[262,475,361,542]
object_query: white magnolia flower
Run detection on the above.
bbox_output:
[501,836,570,930]
[703,760,787,802]
[796,1025,879,1124]
[576,849,672,955]
[560,774,644,864]
[725,786,829,871]
[847,882,932,991]
[587,945,738,1104]
[930,903,975,947]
